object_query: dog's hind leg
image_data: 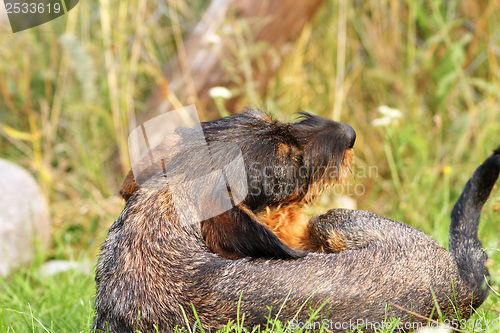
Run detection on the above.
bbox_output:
[306,208,416,253]
[308,148,500,261]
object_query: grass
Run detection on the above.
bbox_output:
[1,0,500,331]
[0,265,95,332]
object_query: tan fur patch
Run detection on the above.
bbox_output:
[325,229,346,253]
[258,204,310,249]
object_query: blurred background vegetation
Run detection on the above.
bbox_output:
[0,0,500,331]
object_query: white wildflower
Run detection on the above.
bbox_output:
[209,86,232,100]
[378,105,403,119]
[372,117,393,127]
[372,105,403,127]
[206,34,221,45]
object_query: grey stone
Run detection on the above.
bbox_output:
[0,159,50,276]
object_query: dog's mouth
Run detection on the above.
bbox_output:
[322,147,354,185]
[339,148,354,184]
[301,148,354,204]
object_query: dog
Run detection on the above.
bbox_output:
[93,110,499,332]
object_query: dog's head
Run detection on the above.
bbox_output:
[289,111,355,203]
[119,109,356,259]
[196,110,356,209]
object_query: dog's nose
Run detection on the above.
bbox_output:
[341,123,356,149]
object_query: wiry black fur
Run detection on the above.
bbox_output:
[93,109,499,332]
[449,147,500,307]
[291,111,356,185]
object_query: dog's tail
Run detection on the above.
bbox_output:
[449,147,500,306]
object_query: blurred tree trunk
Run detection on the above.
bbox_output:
[144,0,324,121]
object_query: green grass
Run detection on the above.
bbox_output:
[1,0,500,331]
[0,266,95,332]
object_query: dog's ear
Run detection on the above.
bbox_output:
[119,134,182,202]
[201,204,307,259]
[119,158,167,202]
[119,159,164,202]
[120,170,138,201]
